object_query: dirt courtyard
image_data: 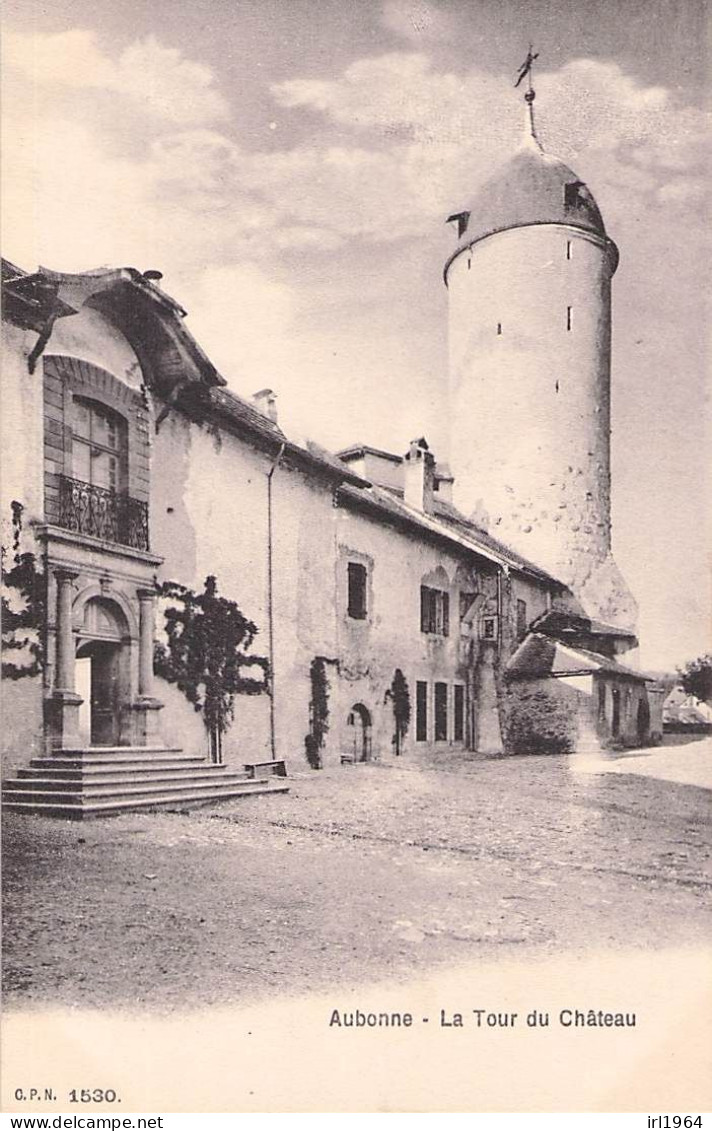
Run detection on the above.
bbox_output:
[3,737,711,1013]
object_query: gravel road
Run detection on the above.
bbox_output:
[3,737,710,1013]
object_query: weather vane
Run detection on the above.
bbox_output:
[515,45,542,147]
[515,45,539,93]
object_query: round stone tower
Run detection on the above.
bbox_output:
[444,88,637,629]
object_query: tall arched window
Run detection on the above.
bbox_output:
[59,396,145,548]
[72,397,128,494]
[44,356,150,551]
[420,566,450,636]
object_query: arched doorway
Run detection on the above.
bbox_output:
[76,597,130,746]
[636,696,650,744]
[346,704,372,763]
[611,687,621,739]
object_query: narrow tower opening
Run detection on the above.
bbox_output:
[566,306,573,332]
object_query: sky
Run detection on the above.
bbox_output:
[2,0,710,670]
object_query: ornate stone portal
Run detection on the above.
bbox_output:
[40,525,164,750]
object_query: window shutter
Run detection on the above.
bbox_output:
[347,562,367,619]
[420,587,429,633]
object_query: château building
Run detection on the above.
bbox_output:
[0,87,662,817]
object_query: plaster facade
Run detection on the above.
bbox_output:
[2,116,659,805]
[446,184,636,633]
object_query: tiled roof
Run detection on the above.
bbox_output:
[506,634,649,682]
[337,481,563,584]
[431,498,559,579]
[337,444,404,465]
[305,440,368,484]
[209,390,366,485]
[210,386,287,444]
[529,608,637,642]
[445,145,615,282]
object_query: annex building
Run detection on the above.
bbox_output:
[0,89,663,817]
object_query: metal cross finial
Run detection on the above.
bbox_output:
[515,45,539,91]
[515,47,543,150]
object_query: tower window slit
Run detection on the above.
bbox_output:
[566,240,572,260]
[566,306,572,332]
[496,322,502,336]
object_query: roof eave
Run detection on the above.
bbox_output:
[338,484,561,583]
[443,221,619,286]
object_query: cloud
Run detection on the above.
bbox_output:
[4,29,115,89]
[2,114,155,271]
[115,38,229,125]
[273,51,711,231]
[4,30,228,124]
[274,53,512,145]
[185,264,297,386]
[381,1,460,44]
[6,26,707,278]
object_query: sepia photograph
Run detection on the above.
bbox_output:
[1,0,710,1116]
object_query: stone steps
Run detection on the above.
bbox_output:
[6,770,266,793]
[2,745,289,819]
[22,759,210,777]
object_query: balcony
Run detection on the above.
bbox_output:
[58,476,149,551]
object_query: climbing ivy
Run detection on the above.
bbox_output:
[154,575,269,755]
[1,501,45,680]
[386,668,411,756]
[501,686,575,756]
[306,656,330,768]
[306,655,341,768]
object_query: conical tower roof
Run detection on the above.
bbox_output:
[444,91,618,281]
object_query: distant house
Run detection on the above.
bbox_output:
[504,611,663,754]
[663,686,712,730]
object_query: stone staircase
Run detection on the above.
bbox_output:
[1,746,289,819]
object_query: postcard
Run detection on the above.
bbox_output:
[2,0,710,1115]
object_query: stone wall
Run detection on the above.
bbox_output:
[447,223,636,632]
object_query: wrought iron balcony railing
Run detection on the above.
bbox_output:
[58,476,150,551]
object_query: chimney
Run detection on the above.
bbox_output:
[252,388,278,424]
[403,437,435,513]
[433,462,454,505]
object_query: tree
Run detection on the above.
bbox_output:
[1,501,45,680]
[154,575,269,762]
[678,654,712,705]
[386,668,411,756]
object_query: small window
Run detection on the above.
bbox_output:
[612,687,621,738]
[416,681,428,742]
[566,239,572,260]
[460,592,477,622]
[564,181,583,208]
[454,685,464,742]
[481,615,498,641]
[434,682,448,742]
[347,562,368,620]
[420,586,449,636]
[516,598,528,642]
[566,305,573,332]
[598,683,607,722]
[496,322,502,336]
